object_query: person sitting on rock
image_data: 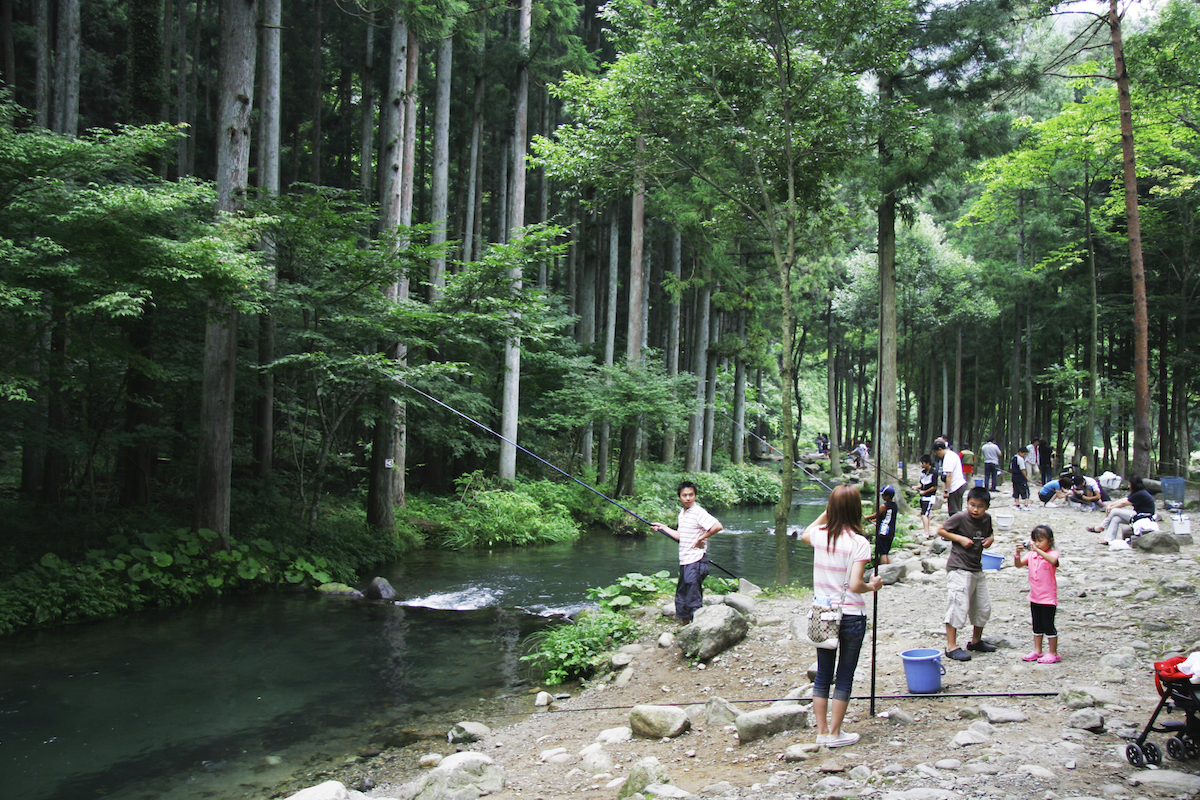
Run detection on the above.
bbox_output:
[1088,475,1155,543]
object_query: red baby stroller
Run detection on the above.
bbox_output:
[1125,656,1200,766]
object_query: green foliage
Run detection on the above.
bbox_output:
[587,570,675,609]
[520,609,642,685]
[718,464,782,505]
[0,528,351,636]
[432,474,583,549]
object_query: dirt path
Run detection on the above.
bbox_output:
[283,491,1200,800]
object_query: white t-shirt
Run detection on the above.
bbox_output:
[981,442,1001,465]
[676,504,719,566]
[941,450,966,492]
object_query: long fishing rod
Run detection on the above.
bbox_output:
[399,380,739,580]
[713,409,836,492]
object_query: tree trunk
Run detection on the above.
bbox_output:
[428,35,452,300]
[34,0,49,127]
[253,0,280,484]
[463,57,484,263]
[52,0,80,135]
[597,210,618,484]
[1109,0,1150,478]
[366,10,408,533]
[308,0,322,184]
[198,0,257,538]
[826,303,842,478]
[499,0,532,482]
[663,228,682,463]
[685,285,710,472]
[616,167,646,497]
[732,311,746,465]
[358,13,375,202]
[876,77,899,506]
[701,306,718,472]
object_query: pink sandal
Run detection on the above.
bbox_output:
[1037,653,1061,664]
[1021,652,1041,662]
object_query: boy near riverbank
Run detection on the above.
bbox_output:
[652,482,723,624]
[938,486,996,662]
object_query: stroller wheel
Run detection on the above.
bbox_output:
[1167,736,1186,760]
[1143,741,1162,765]
[1185,736,1200,760]
[1126,743,1145,767]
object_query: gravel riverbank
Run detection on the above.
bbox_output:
[280,491,1200,800]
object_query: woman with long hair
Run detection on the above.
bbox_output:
[801,484,883,748]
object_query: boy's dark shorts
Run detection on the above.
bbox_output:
[1012,479,1029,500]
[875,533,895,556]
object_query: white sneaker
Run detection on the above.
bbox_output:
[824,731,860,748]
[1046,501,1058,508]
[815,734,831,745]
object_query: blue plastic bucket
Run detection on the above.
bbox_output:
[974,477,984,487]
[980,551,1004,571]
[900,648,945,694]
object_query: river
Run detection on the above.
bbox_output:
[0,495,826,800]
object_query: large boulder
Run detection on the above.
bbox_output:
[734,704,811,743]
[1134,532,1181,554]
[286,781,375,800]
[677,604,747,661]
[393,752,505,800]
[877,562,907,585]
[365,577,397,600]
[704,696,742,726]
[722,592,758,616]
[630,705,691,739]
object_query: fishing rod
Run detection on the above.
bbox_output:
[399,379,739,580]
[713,409,836,492]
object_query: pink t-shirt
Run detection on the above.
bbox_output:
[809,526,871,615]
[1026,548,1058,605]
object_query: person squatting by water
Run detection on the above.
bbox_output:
[866,485,898,564]
[652,482,723,624]
[1014,524,1061,663]
[801,485,884,749]
[938,486,996,662]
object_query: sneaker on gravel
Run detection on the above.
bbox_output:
[824,732,860,748]
[1022,652,1042,662]
[946,648,972,661]
[966,640,997,652]
[815,734,831,745]
[1037,653,1061,664]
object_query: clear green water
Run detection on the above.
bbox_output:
[0,495,825,800]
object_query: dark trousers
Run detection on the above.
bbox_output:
[675,558,710,622]
[984,463,1000,491]
[947,486,966,516]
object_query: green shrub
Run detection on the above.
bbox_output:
[435,476,583,549]
[718,463,782,505]
[520,609,642,684]
[679,471,739,508]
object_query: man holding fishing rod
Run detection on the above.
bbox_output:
[652,482,724,624]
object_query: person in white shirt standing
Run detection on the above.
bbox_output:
[981,436,1002,492]
[652,482,723,624]
[934,440,967,516]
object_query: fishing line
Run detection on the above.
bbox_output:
[399,379,739,580]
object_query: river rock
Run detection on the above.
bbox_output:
[596,726,632,744]
[1018,764,1056,779]
[315,583,365,599]
[612,652,634,667]
[1126,769,1200,793]
[921,557,948,574]
[722,592,757,615]
[365,577,397,600]
[878,562,907,584]
[676,604,748,661]
[739,578,763,596]
[617,756,673,800]
[419,754,442,768]
[1160,578,1197,594]
[393,751,505,800]
[734,704,810,743]
[285,781,374,800]
[448,721,491,744]
[630,705,691,739]
[614,666,634,687]
[980,705,1028,723]
[704,696,742,725]
[952,729,988,746]
[657,632,675,648]
[1068,708,1105,731]
[1099,650,1137,670]
[534,691,553,706]
[641,784,692,799]
[1134,532,1180,554]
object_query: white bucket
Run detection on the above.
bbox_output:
[1174,515,1191,535]
[995,513,1014,531]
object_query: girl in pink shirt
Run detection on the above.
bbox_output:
[1014,525,1061,663]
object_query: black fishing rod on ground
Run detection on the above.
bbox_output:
[399,380,740,581]
[713,409,836,493]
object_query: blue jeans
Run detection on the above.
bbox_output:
[675,558,710,621]
[813,614,868,703]
[984,462,1000,491]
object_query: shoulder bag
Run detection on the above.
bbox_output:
[805,554,856,650]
